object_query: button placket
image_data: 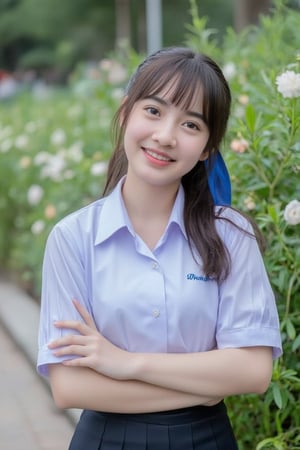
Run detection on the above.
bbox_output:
[148,258,163,323]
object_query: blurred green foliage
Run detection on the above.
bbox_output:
[0,0,236,74]
[0,0,300,448]
[183,0,300,448]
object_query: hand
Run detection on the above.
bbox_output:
[48,299,135,380]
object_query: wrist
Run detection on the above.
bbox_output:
[127,352,145,381]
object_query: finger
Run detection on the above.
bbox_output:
[52,345,89,357]
[48,334,87,349]
[72,299,97,330]
[53,319,94,336]
[62,357,87,367]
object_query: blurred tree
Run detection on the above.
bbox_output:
[131,0,146,52]
[2,0,298,76]
[115,0,131,49]
[0,0,115,74]
[234,0,272,31]
[0,0,238,73]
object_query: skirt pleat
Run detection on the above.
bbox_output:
[169,423,194,450]
[100,416,126,450]
[68,410,107,450]
[146,423,169,450]
[68,402,238,450]
[202,412,238,449]
[123,420,147,450]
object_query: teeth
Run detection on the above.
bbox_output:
[145,149,172,161]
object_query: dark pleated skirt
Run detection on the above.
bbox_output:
[68,401,238,450]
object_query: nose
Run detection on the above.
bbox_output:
[152,121,176,147]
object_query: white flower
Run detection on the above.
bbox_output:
[0,125,12,139]
[284,199,300,225]
[222,62,237,80]
[27,184,44,205]
[90,161,108,176]
[34,151,51,166]
[67,141,83,163]
[31,220,45,235]
[50,128,66,146]
[40,154,66,181]
[0,138,12,153]
[276,70,300,98]
[15,134,29,149]
[244,196,256,210]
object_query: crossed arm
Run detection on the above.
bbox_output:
[48,300,273,413]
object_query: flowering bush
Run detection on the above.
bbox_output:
[0,86,121,293]
[0,0,300,447]
[185,0,300,448]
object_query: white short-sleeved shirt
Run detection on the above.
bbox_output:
[37,178,282,377]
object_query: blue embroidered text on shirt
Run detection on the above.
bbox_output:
[186,273,211,282]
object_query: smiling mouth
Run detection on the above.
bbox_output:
[142,148,175,162]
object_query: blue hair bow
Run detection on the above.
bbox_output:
[205,151,231,206]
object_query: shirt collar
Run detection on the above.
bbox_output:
[95,177,187,245]
[166,184,187,239]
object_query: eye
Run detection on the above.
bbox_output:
[183,121,200,131]
[145,106,160,116]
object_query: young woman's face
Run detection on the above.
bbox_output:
[123,83,210,190]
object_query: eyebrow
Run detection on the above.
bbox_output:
[144,95,206,122]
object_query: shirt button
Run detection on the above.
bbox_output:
[152,309,160,318]
[151,261,158,269]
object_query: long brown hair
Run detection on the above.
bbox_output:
[103,47,261,281]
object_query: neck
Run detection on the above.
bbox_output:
[122,174,179,221]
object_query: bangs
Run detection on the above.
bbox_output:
[121,48,231,153]
[132,59,209,122]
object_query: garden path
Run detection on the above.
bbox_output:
[0,277,79,450]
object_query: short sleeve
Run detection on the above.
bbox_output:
[37,220,89,377]
[216,212,282,359]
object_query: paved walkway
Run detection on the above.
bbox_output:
[0,277,80,450]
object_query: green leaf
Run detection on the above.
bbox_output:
[256,437,284,450]
[286,318,296,340]
[267,204,278,224]
[292,334,300,352]
[272,383,283,409]
[245,104,256,133]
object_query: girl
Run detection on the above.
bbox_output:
[37,47,282,449]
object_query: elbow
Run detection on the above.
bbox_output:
[247,349,273,395]
[232,347,273,395]
[251,371,272,395]
[50,377,74,409]
[48,363,77,409]
[51,385,72,409]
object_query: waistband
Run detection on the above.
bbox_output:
[94,401,227,426]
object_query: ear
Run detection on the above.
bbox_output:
[199,149,209,161]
